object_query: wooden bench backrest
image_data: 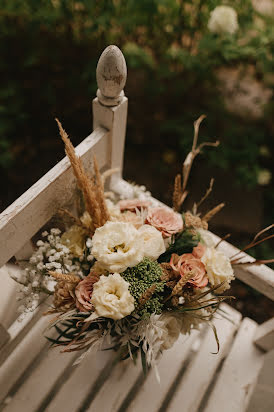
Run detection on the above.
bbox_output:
[0,45,128,268]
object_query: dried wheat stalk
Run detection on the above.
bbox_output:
[202,202,225,222]
[171,271,194,296]
[138,284,157,306]
[49,271,80,284]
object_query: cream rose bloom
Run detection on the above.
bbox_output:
[91,221,144,273]
[208,6,238,35]
[138,225,165,260]
[201,247,234,293]
[91,273,135,320]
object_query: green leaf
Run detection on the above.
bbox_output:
[158,229,200,262]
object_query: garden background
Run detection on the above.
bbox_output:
[0,0,273,321]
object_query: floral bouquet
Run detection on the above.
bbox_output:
[12,116,273,374]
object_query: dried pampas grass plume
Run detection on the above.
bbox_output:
[55,118,109,231]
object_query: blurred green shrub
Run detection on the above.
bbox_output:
[0,0,273,205]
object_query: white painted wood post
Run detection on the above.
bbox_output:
[92,45,128,186]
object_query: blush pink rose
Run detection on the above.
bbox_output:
[119,199,150,212]
[170,253,208,288]
[75,276,98,312]
[193,243,206,259]
[146,207,183,238]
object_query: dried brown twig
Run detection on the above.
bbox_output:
[230,224,274,265]
[214,233,231,249]
[193,178,214,215]
[172,115,219,212]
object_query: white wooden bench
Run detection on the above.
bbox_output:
[0,45,274,412]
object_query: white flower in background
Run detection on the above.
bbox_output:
[91,221,144,273]
[208,6,239,35]
[198,228,216,248]
[201,247,234,292]
[259,146,271,158]
[138,225,166,260]
[91,273,135,320]
[257,169,271,186]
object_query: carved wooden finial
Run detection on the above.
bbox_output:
[96,45,127,107]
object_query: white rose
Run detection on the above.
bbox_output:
[91,221,144,273]
[91,273,135,320]
[208,6,238,35]
[138,225,166,260]
[201,247,234,292]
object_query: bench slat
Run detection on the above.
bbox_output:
[125,330,200,412]
[254,317,274,352]
[3,347,77,412]
[0,325,9,350]
[45,350,115,412]
[168,304,242,412]
[0,313,51,403]
[87,355,143,412]
[0,127,108,268]
[204,317,264,412]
